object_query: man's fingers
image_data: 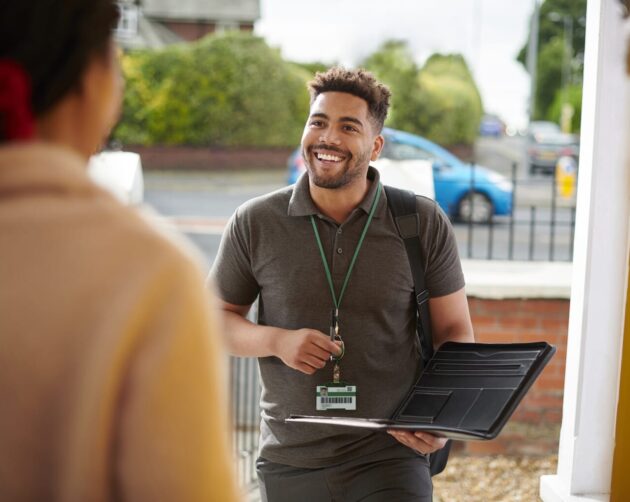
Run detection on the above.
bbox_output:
[387,430,446,454]
[414,432,447,449]
[304,345,334,362]
[297,363,317,375]
[306,331,343,357]
[303,354,327,369]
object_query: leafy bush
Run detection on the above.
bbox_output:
[361,41,427,135]
[417,55,483,145]
[113,32,311,147]
[362,43,483,146]
[114,34,484,148]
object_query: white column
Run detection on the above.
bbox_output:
[540,0,630,500]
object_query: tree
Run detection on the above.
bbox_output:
[548,83,582,131]
[418,55,483,145]
[361,40,427,134]
[362,43,483,145]
[113,32,311,147]
[517,0,586,121]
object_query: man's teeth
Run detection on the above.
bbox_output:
[317,153,342,162]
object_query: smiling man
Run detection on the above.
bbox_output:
[211,67,474,501]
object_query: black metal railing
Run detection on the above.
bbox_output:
[230,356,260,490]
[455,162,577,262]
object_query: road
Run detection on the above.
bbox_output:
[143,136,576,270]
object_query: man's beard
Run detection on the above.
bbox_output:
[303,146,370,189]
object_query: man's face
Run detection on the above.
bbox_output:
[301,92,384,190]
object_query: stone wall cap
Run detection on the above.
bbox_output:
[462,259,572,300]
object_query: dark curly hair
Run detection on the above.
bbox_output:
[0,0,120,122]
[307,67,391,132]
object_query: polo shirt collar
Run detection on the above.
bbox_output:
[287,165,387,219]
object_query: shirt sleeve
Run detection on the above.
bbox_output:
[418,196,466,298]
[210,207,260,306]
[114,255,241,502]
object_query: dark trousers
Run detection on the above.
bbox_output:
[256,443,432,502]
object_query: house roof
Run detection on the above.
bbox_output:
[141,0,260,23]
[115,15,184,50]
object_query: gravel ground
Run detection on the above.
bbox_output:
[433,454,558,501]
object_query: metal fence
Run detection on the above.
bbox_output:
[454,163,577,262]
[230,356,260,490]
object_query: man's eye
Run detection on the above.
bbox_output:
[310,120,324,127]
[343,125,358,132]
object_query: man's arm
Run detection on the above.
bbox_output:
[429,287,475,348]
[219,300,342,375]
[389,287,474,454]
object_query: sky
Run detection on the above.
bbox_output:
[255,0,535,129]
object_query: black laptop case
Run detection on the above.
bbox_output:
[286,340,556,440]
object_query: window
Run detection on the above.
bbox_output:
[115,3,139,38]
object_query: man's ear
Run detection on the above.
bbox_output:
[371,134,384,161]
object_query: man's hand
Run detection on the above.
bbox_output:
[387,430,448,455]
[275,329,343,375]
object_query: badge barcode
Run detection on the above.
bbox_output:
[321,397,353,404]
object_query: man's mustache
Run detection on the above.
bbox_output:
[307,144,349,156]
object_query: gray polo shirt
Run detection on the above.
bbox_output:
[211,167,464,468]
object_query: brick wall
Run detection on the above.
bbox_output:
[454,296,568,456]
[125,145,294,171]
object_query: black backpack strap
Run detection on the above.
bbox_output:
[385,185,452,478]
[384,185,434,363]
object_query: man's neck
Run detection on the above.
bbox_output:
[309,177,372,224]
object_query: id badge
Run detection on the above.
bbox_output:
[316,384,357,411]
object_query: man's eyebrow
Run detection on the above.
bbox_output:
[308,113,365,128]
[339,116,364,127]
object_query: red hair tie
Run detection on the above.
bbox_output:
[0,59,35,141]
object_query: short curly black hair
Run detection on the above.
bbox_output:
[307,67,391,132]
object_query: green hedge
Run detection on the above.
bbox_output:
[113,32,311,147]
[417,55,483,146]
[362,43,483,146]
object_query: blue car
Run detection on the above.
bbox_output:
[287,127,513,223]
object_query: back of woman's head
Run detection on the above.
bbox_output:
[0,0,120,140]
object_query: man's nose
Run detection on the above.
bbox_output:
[319,128,341,145]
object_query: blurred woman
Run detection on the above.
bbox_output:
[0,2,239,501]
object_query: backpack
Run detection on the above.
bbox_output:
[384,185,452,477]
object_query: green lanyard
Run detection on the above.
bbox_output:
[309,182,382,312]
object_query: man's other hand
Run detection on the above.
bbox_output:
[386,430,448,455]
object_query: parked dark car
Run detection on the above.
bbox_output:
[526,122,580,175]
[288,127,513,223]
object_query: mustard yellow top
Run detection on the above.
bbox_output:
[0,143,240,502]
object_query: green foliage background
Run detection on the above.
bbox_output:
[362,42,483,145]
[114,33,484,148]
[517,0,586,128]
[114,32,310,147]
